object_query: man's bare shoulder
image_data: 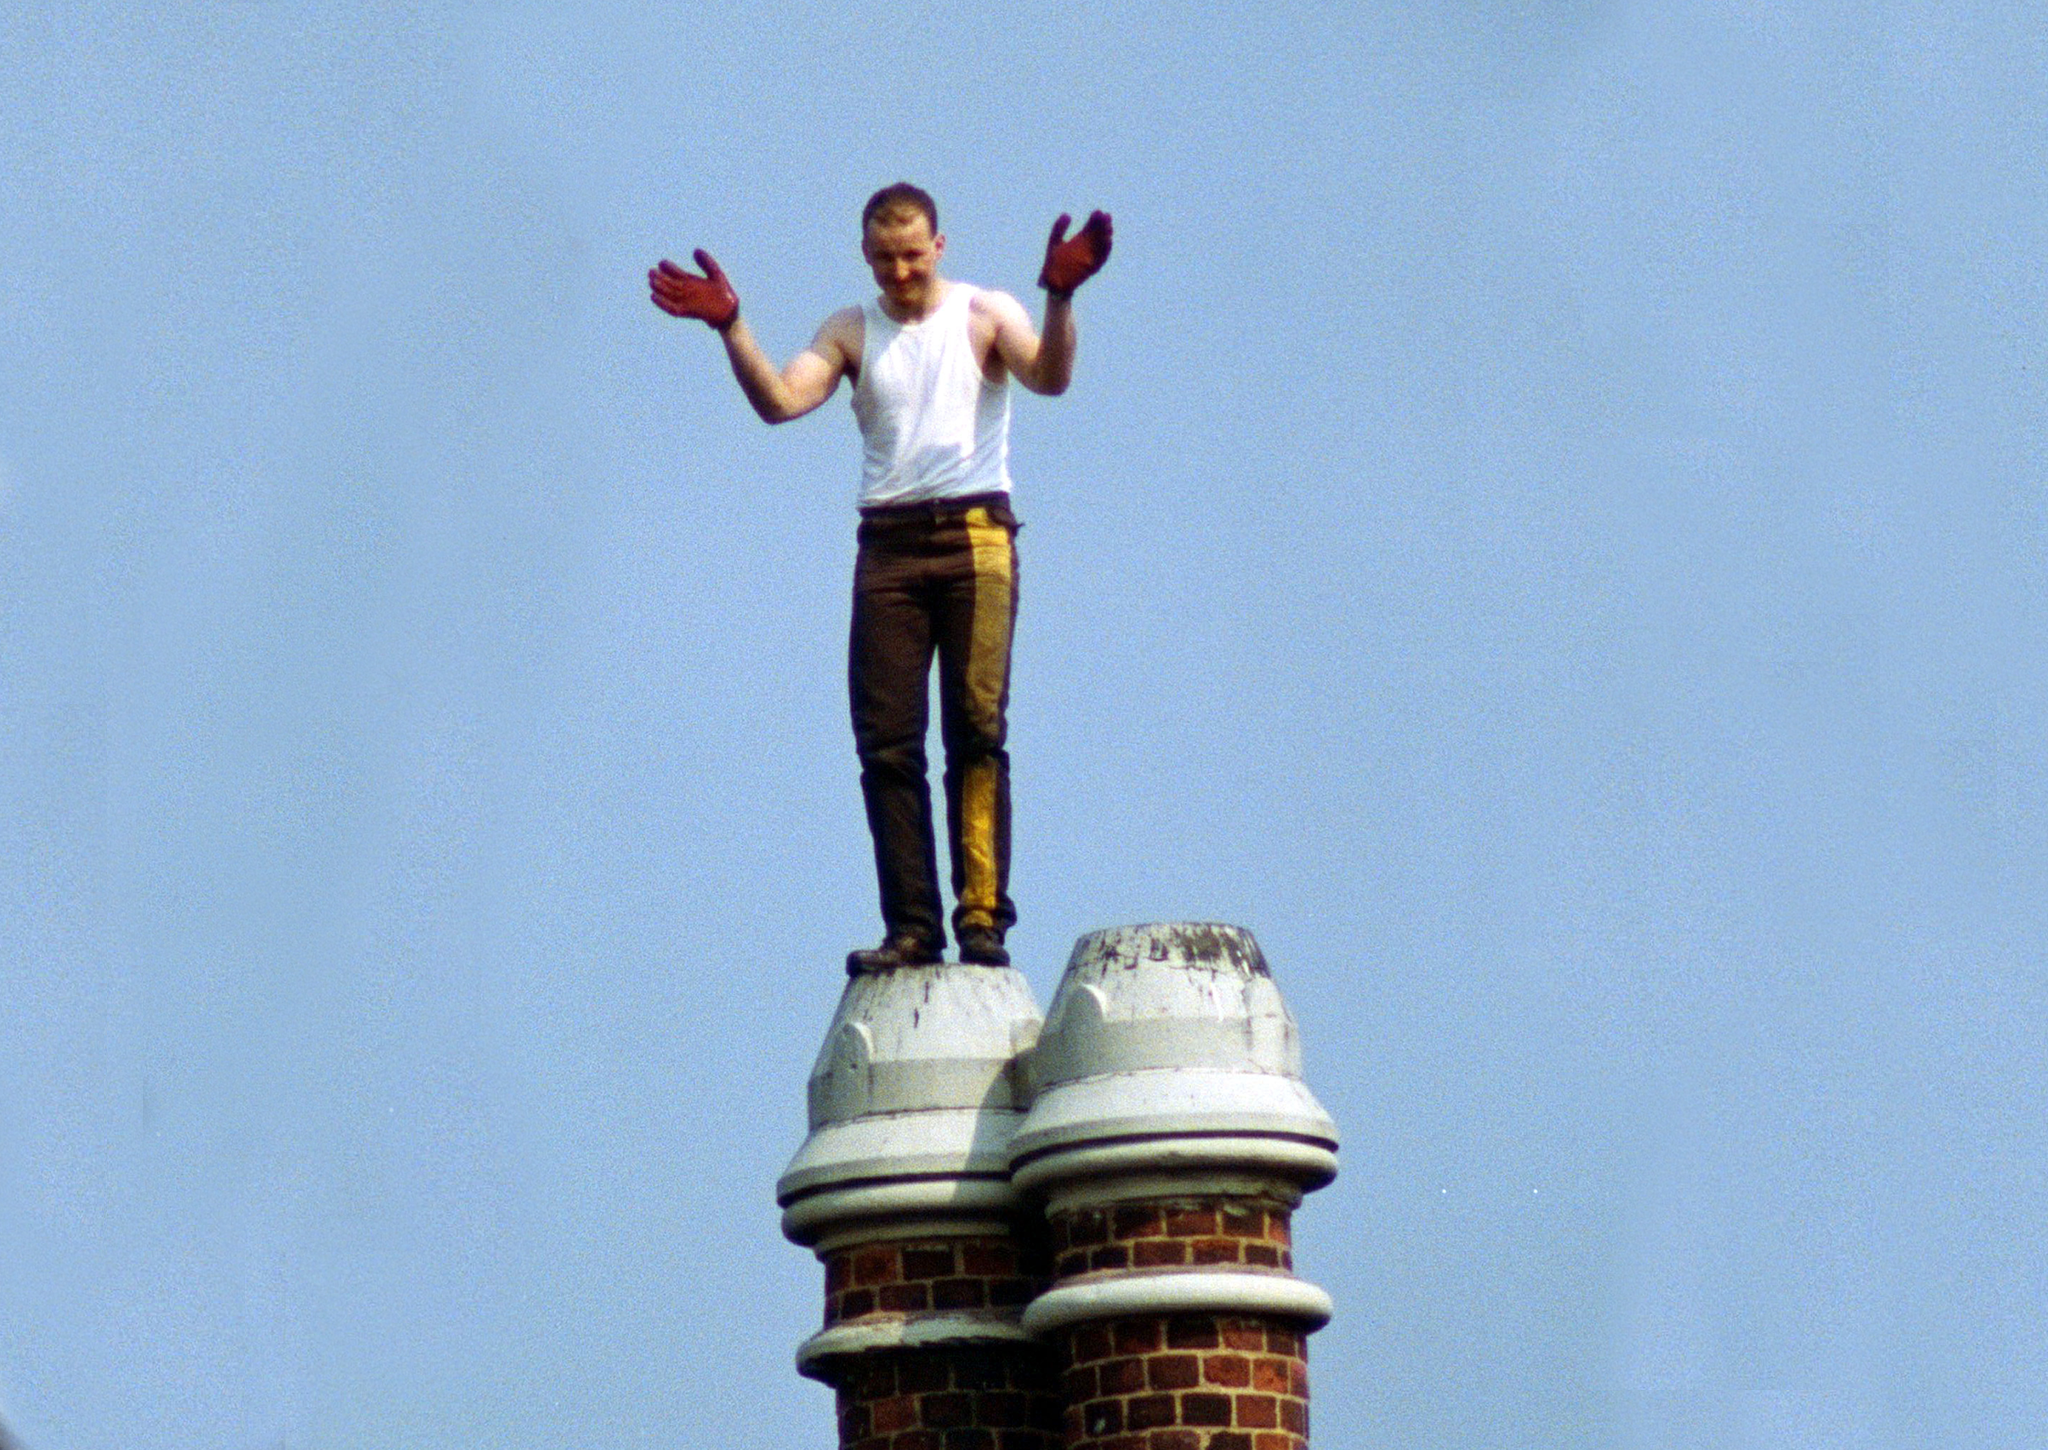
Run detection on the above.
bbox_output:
[814,304,865,360]
[967,287,1031,324]
[966,288,1032,364]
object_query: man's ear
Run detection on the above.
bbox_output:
[933,233,946,261]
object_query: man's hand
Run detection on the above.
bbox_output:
[649,249,740,330]
[1038,210,1113,297]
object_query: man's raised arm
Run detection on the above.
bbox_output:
[649,249,854,424]
[989,210,1113,396]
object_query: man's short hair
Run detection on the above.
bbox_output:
[862,182,938,237]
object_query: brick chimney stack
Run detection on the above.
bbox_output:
[779,924,1336,1450]
[778,963,1064,1450]
[1012,925,1338,1450]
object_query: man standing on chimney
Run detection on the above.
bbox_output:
[649,183,1112,973]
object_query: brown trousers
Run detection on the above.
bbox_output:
[849,496,1019,945]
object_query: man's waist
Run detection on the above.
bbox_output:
[858,491,1015,525]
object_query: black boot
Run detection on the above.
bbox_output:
[847,931,946,975]
[956,925,1009,966]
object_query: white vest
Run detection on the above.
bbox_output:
[851,283,1012,507]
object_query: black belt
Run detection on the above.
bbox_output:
[858,491,1013,522]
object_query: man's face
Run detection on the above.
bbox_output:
[862,210,945,315]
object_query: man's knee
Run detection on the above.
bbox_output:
[942,734,1009,775]
[856,731,928,781]
[939,692,1008,759]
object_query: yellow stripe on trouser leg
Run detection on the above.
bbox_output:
[959,507,1013,926]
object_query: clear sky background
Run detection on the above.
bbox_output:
[1,3,2041,1447]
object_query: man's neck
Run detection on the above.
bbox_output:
[877,277,949,324]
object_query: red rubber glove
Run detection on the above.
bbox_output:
[648,249,739,331]
[1039,210,1113,297]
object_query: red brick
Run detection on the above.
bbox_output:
[825,1255,852,1293]
[1265,1217,1292,1247]
[1133,1240,1188,1268]
[1204,1354,1250,1386]
[1279,1249,1294,1271]
[840,1289,875,1319]
[1165,1208,1218,1237]
[895,1435,942,1450]
[847,1357,895,1399]
[1071,1324,1112,1362]
[1182,1393,1232,1427]
[1251,1358,1290,1394]
[1114,1205,1164,1239]
[922,1393,972,1429]
[977,1391,1028,1428]
[1255,1435,1297,1450]
[961,1242,1017,1276]
[1289,1360,1309,1396]
[1164,1316,1218,1349]
[951,1350,1011,1391]
[1103,1438,1147,1450]
[1147,1354,1199,1390]
[1056,1251,1091,1278]
[853,1248,899,1286]
[1279,1398,1308,1435]
[879,1283,930,1312]
[1220,1321,1266,1351]
[1149,1432,1201,1450]
[1114,1320,1163,1355]
[1097,1357,1147,1395]
[932,1278,986,1310]
[1063,1365,1097,1401]
[941,1431,993,1450]
[1207,1436,1253,1450]
[1266,1328,1302,1357]
[1191,1238,1242,1265]
[1243,1244,1281,1267]
[1126,1395,1176,1431]
[1091,1244,1132,1270]
[899,1358,951,1394]
[1082,1400,1123,1437]
[1235,1394,1278,1429]
[872,1395,919,1433]
[1067,1210,1110,1247]
[1062,1405,1085,1441]
[1220,1207,1264,1237]
[903,1246,957,1280]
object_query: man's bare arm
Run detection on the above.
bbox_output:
[720,309,858,424]
[984,290,1077,397]
[984,209,1113,396]
[650,250,857,424]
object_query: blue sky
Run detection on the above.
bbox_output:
[1,3,2041,1446]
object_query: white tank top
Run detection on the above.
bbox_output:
[851,282,1012,507]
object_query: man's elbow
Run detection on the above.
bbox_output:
[1017,361,1071,397]
[760,382,830,422]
